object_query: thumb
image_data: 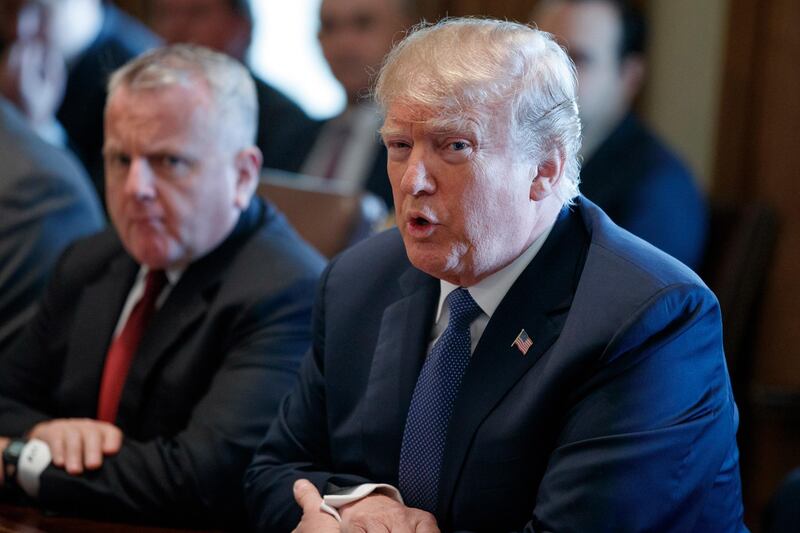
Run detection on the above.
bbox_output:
[293,478,322,512]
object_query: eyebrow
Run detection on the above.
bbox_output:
[380,116,482,139]
[424,116,481,136]
[378,124,405,138]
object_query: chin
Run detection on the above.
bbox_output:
[407,245,466,283]
[128,243,176,271]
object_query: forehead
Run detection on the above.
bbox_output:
[105,84,214,141]
[383,102,501,136]
[536,1,621,55]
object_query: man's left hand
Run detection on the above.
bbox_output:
[28,419,122,475]
[339,492,441,532]
[0,436,9,487]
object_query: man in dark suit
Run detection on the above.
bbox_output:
[0,45,324,527]
[150,0,318,173]
[299,0,415,209]
[534,0,708,270]
[0,96,104,355]
[245,19,745,532]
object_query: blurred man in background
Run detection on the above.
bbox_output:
[0,0,161,202]
[534,0,708,269]
[0,95,104,355]
[150,0,318,173]
[299,0,415,209]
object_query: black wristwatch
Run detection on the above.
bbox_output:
[2,439,27,488]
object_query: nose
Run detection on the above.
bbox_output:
[123,157,156,201]
[400,148,435,197]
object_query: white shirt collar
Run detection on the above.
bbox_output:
[139,265,182,286]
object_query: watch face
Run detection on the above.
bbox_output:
[4,440,25,461]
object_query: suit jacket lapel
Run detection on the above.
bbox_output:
[115,271,215,427]
[115,199,266,426]
[437,207,589,519]
[63,253,138,417]
[361,266,439,483]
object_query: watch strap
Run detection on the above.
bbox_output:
[2,439,27,488]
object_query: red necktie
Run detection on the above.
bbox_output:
[97,270,167,423]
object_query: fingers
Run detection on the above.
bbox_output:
[415,517,441,533]
[293,478,322,513]
[42,424,66,469]
[101,424,123,455]
[82,427,103,470]
[63,424,84,474]
[27,419,123,475]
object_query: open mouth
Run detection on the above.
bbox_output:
[411,216,431,228]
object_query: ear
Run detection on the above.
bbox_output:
[233,146,262,210]
[529,146,565,202]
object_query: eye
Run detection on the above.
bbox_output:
[384,138,412,161]
[352,14,375,32]
[104,151,131,171]
[441,138,474,162]
[151,154,191,176]
[158,155,183,167]
[387,140,411,150]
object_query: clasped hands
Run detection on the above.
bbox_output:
[292,478,440,533]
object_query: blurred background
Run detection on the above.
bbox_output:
[8,0,800,529]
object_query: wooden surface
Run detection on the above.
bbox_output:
[0,503,222,533]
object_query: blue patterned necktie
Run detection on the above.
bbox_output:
[398,287,483,512]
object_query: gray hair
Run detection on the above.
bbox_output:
[374,18,582,204]
[108,44,258,149]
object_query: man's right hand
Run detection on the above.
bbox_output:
[28,419,122,475]
[292,479,340,532]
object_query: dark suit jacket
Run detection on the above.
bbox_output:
[0,97,104,355]
[580,113,708,270]
[0,198,325,526]
[253,75,318,173]
[244,198,744,532]
[57,4,160,200]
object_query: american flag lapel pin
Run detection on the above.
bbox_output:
[511,329,533,355]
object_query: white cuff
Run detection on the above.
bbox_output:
[17,438,52,498]
[320,483,403,522]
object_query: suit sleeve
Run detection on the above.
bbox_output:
[520,284,743,532]
[0,167,103,354]
[244,261,375,532]
[0,241,93,434]
[0,257,320,526]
